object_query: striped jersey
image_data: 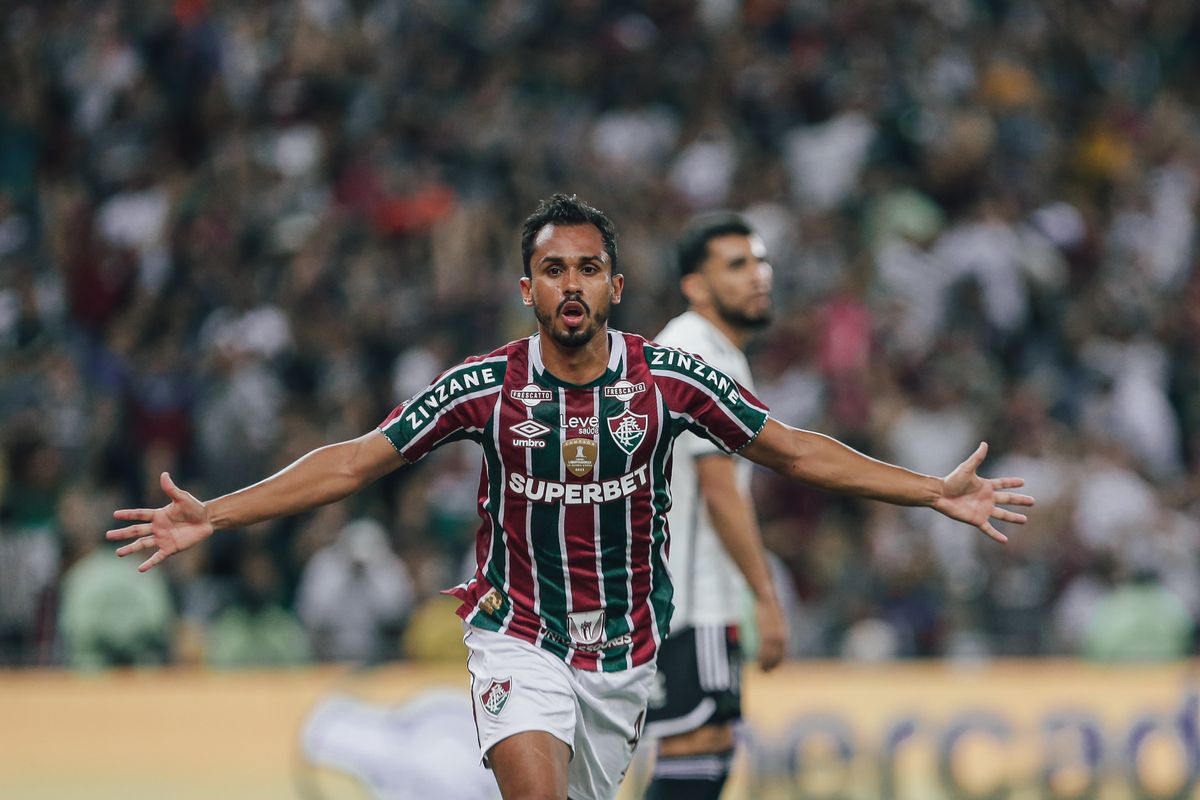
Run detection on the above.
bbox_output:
[378,329,770,671]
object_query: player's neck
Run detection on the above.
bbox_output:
[693,307,749,351]
[538,325,611,385]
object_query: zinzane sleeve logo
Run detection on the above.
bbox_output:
[378,358,506,462]
[646,344,769,453]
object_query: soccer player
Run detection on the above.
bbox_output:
[643,213,783,799]
[107,194,1033,800]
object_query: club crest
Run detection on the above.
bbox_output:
[607,409,647,455]
[479,677,512,716]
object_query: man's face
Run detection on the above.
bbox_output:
[691,233,773,329]
[520,223,623,348]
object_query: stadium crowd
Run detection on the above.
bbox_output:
[0,0,1198,668]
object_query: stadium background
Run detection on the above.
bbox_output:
[1,0,1199,797]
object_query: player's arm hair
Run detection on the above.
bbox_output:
[695,454,778,603]
[207,430,405,531]
[739,419,942,507]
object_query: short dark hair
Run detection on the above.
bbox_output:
[676,212,755,277]
[521,193,618,277]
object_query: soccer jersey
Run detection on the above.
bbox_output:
[378,330,770,672]
[655,311,756,629]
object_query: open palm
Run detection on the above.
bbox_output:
[934,442,1034,543]
[106,472,214,572]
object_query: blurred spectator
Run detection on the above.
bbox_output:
[840,617,902,664]
[58,486,174,670]
[1052,556,1116,656]
[207,547,311,669]
[1071,448,1158,557]
[0,435,66,665]
[1081,561,1194,663]
[297,518,414,663]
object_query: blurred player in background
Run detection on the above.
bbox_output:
[643,213,785,799]
[107,194,1033,800]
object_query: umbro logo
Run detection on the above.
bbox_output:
[511,420,551,439]
[511,419,551,448]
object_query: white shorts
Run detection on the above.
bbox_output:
[463,623,657,800]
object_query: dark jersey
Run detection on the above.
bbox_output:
[379,330,769,671]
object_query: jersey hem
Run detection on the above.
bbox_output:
[457,611,657,672]
[731,413,770,454]
[376,426,406,458]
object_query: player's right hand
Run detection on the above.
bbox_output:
[756,595,788,672]
[106,472,213,572]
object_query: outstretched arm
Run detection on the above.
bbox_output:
[695,454,787,671]
[106,431,405,571]
[739,420,1033,542]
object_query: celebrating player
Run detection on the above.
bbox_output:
[108,194,1033,800]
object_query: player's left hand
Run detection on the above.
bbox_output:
[933,442,1034,543]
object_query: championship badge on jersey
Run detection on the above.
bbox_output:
[607,408,647,455]
[479,677,512,716]
[562,437,597,476]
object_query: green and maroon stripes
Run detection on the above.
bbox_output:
[596,366,637,671]
[393,331,772,672]
[482,342,541,642]
[526,384,571,658]
[561,383,602,669]
[624,339,673,666]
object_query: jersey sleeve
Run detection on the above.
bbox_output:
[645,344,770,454]
[377,355,506,463]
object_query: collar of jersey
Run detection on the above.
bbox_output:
[535,363,623,390]
[530,330,626,390]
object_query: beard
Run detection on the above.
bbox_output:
[534,296,611,348]
[715,295,772,331]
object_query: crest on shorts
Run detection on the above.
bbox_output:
[562,437,598,477]
[480,677,512,716]
[607,409,647,455]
